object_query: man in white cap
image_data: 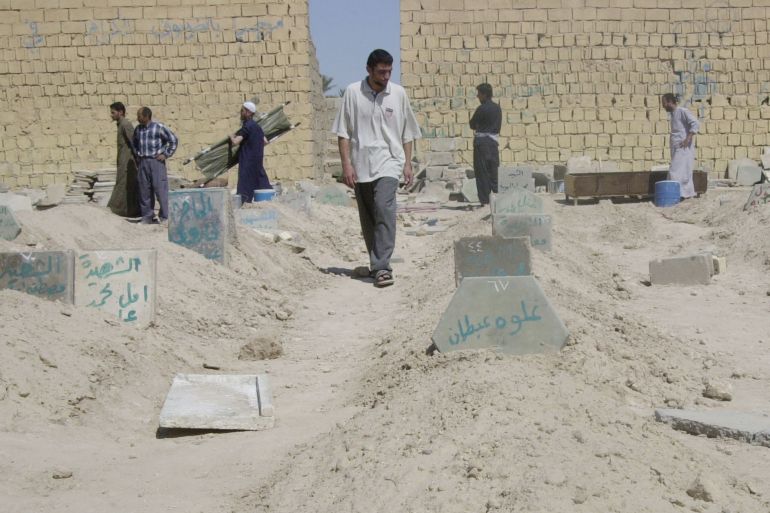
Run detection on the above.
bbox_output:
[230,101,271,203]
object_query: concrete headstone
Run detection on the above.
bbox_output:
[0,250,75,303]
[168,188,230,264]
[492,188,544,215]
[432,276,569,355]
[461,179,479,203]
[316,185,352,207]
[0,192,33,212]
[277,191,312,214]
[38,183,67,207]
[0,205,21,240]
[493,214,552,251]
[237,208,279,230]
[75,250,157,326]
[649,255,711,285]
[743,183,770,210]
[498,165,535,192]
[454,236,531,285]
[159,374,275,431]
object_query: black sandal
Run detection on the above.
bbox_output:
[373,270,394,288]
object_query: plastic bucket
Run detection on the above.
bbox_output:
[654,180,680,207]
[254,189,275,202]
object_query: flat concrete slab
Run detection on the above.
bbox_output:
[237,208,279,230]
[461,178,479,203]
[492,214,552,251]
[655,409,770,448]
[316,185,352,207]
[432,276,569,355]
[498,165,535,192]
[454,236,531,285]
[75,250,157,327]
[744,183,770,210]
[649,254,711,285]
[492,188,544,215]
[168,188,231,264]
[159,374,274,431]
[0,204,21,240]
[0,250,75,303]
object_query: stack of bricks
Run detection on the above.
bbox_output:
[0,0,326,189]
[401,0,770,177]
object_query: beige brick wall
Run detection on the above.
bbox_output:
[0,0,325,188]
[401,0,770,176]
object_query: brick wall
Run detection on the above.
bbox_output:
[0,0,324,188]
[401,0,770,175]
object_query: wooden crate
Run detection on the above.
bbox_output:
[565,171,707,205]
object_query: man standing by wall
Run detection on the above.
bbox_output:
[107,102,140,218]
[133,107,178,224]
[230,101,271,203]
[661,93,699,199]
[333,49,421,288]
[469,83,502,206]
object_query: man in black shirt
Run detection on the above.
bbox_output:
[469,83,502,205]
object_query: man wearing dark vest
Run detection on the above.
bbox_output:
[469,83,502,205]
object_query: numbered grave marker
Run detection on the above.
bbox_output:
[454,236,531,285]
[492,187,544,215]
[0,250,75,303]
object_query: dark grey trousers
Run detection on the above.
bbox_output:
[354,177,398,272]
[473,137,499,204]
[137,157,169,222]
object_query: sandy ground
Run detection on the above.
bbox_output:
[1,187,769,513]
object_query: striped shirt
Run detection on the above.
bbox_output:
[133,121,178,159]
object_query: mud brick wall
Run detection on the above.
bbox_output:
[0,0,325,188]
[401,0,770,175]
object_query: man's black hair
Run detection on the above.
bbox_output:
[367,49,393,68]
[139,106,152,119]
[661,93,678,103]
[110,102,126,114]
[477,83,493,98]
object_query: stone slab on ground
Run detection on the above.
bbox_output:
[432,276,569,355]
[498,165,535,192]
[649,254,711,285]
[168,188,231,264]
[0,192,33,212]
[655,409,770,448]
[237,208,279,230]
[492,188,544,215]
[0,250,75,303]
[0,204,21,240]
[454,236,531,285]
[744,183,770,210]
[492,214,552,251]
[75,249,157,327]
[37,184,67,207]
[159,374,275,431]
[316,185,352,207]
[461,178,479,203]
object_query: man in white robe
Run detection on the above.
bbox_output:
[661,93,700,199]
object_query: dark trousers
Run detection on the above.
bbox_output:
[354,177,398,272]
[137,157,169,222]
[473,137,499,204]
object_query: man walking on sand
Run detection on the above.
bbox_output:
[107,101,140,217]
[133,107,178,224]
[661,93,699,199]
[230,101,271,204]
[333,48,422,288]
[469,83,502,205]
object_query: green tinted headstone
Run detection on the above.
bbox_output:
[498,165,535,192]
[461,179,479,203]
[0,205,21,240]
[432,276,568,354]
[316,185,352,207]
[492,188,544,215]
[0,250,75,303]
[493,214,552,251]
[454,236,531,285]
[744,183,770,210]
[168,188,230,264]
[237,208,279,230]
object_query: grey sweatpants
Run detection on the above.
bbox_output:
[137,157,169,222]
[354,177,398,272]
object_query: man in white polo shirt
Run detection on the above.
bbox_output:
[333,49,422,288]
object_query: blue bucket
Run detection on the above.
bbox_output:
[654,180,680,207]
[254,189,275,202]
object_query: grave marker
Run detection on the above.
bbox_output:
[492,187,544,215]
[432,276,569,355]
[0,250,75,303]
[744,183,770,210]
[461,179,479,203]
[498,165,535,192]
[454,236,531,285]
[237,208,279,230]
[75,250,157,327]
[316,185,352,207]
[493,214,552,251]
[168,188,230,264]
[277,191,312,214]
[0,205,21,240]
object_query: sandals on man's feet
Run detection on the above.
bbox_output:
[373,270,394,288]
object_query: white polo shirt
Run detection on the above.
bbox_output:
[332,78,422,183]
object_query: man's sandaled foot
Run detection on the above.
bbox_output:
[373,270,394,288]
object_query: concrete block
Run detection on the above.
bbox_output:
[655,409,770,448]
[712,255,726,275]
[744,183,770,210]
[461,178,478,203]
[159,374,274,431]
[37,183,66,207]
[498,165,534,192]
[0,192,33,212]
[426,166,446,181]
[316,185,352,207]
[432,276,569,355]
[425,152,454,166]
[75,249,157,327]
[0,205,21,240]
[492,188,544,214]
[429,137,456,152]
[0,250,75,303]
[547,180,564,193]
[454,236,531,285]
[418,181,451,203]
[727,158,761,183]
[493,214,552,251]
[237,207,279,230]
[168,188,231,264]
[649,255,711,285]
[442,168,466,181]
